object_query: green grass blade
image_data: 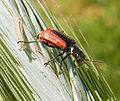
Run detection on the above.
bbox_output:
[0,0,116,100]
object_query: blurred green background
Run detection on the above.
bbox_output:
[48,0,120,100]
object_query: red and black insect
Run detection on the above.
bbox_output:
[18,29,86,66]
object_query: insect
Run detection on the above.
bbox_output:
[18,29,86,66]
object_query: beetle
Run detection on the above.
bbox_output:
[18,29,86,66]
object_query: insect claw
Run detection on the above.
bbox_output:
[17,41,26,44]
[44,62,49,66]
[17,41,21,44]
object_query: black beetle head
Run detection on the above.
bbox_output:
[71,44,85,61]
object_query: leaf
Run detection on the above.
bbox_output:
[0,0,116,101]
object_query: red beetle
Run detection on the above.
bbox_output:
[18,29,86,66]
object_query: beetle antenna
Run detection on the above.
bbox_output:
[85,59,108,65]
[84,62,93,70]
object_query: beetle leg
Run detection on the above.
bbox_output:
[73,60,76,63]
[60,53,71,66]
[17,41,38,50]
[17,40,38,44]
[44,51,65,65]
[57,53,71,75]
